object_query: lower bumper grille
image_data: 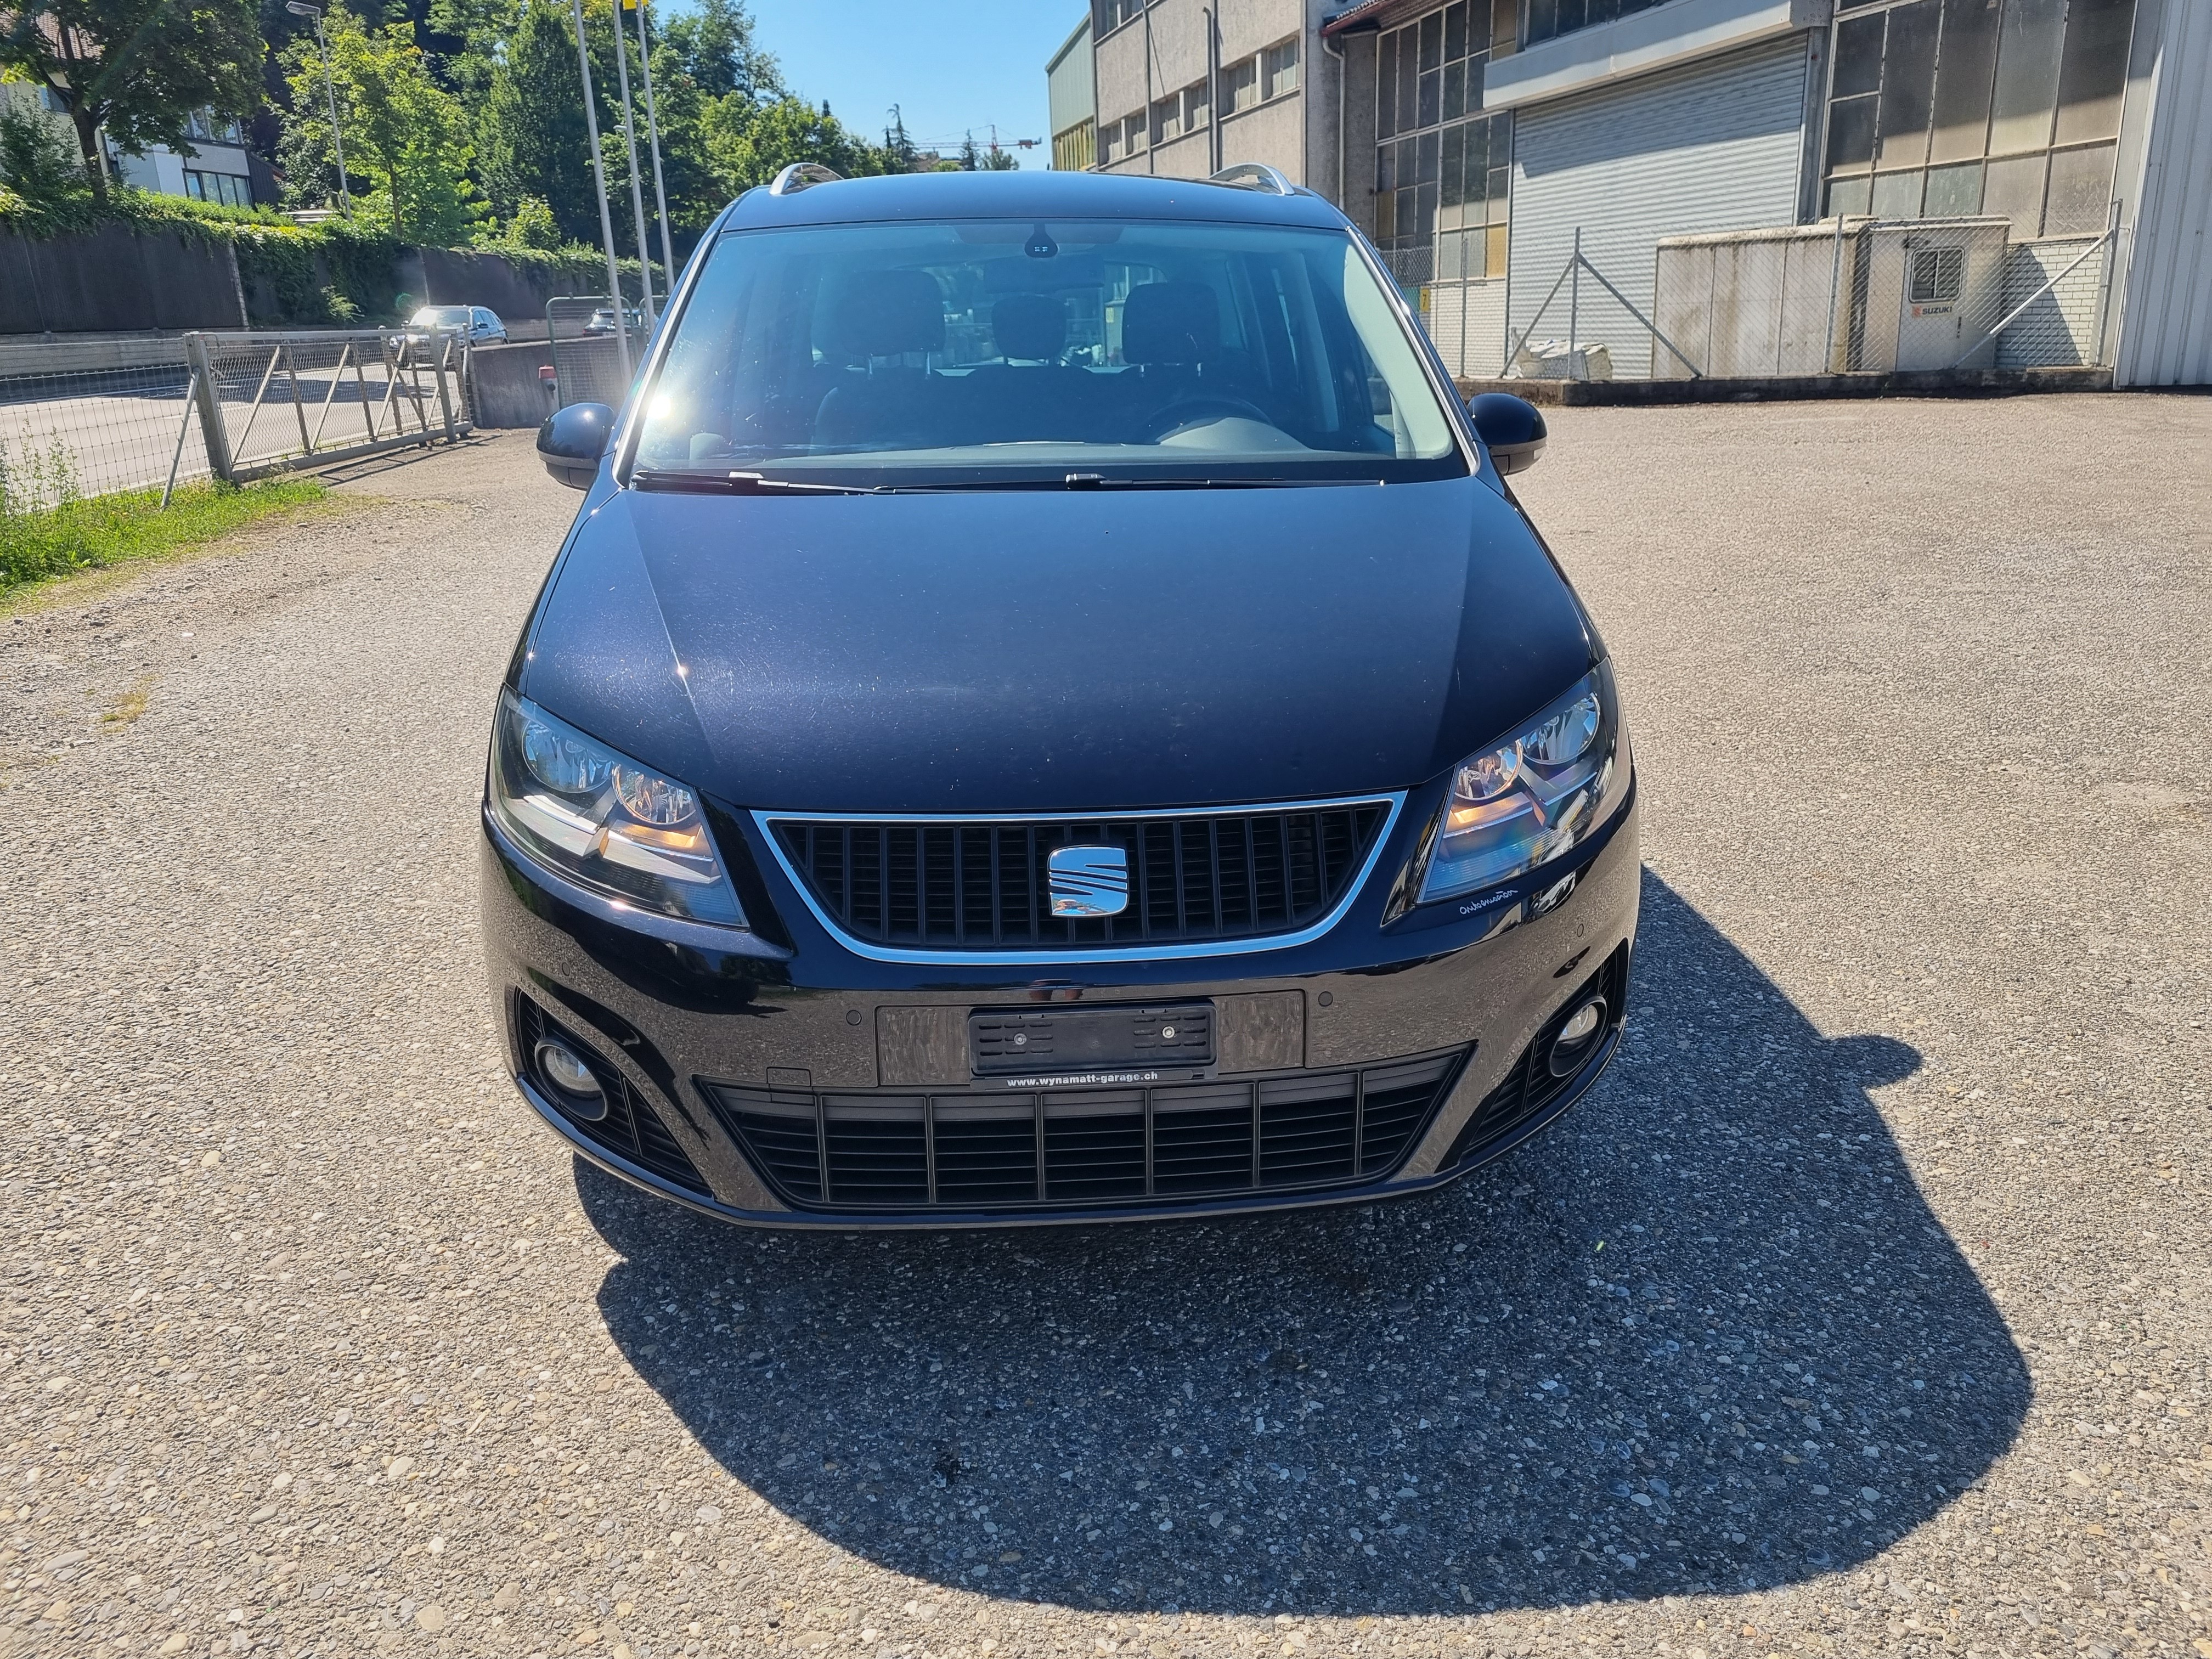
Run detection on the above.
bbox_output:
[512,995,711,1195]
[1446,943,1629,1165]
[702,1046,1471,1214]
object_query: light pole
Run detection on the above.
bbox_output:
[629,0,676,296]
[285,1,352,215]
[608,0,654,327]
[568,0,630,379]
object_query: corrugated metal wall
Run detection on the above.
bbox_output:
[1506,37,1812,377]
[1424,280,1510,378]
[2114,0,2212,386]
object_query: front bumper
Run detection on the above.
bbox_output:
[482,780,1640,1228]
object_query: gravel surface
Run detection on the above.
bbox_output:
[2,400,2206,1659]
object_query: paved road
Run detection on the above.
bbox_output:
[2,400,2207,1659]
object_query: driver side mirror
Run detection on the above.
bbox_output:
[538,402,615,489]
[1467,393,1547,477]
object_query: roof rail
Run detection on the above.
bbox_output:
[1209,163,1296,196]
[769,163,843,196]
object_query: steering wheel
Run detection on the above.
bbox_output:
[1138,394,1278,443]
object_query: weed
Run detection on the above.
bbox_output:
[0,456,330,597]
[99,675,155,727]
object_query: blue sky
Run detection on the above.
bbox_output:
[742,2,1083,168]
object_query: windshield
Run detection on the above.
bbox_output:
[633,218,1463,485]
[414,307,470,327]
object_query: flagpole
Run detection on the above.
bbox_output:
[608,0,656,327]
[631,0,678,292]
[567,0,629,380]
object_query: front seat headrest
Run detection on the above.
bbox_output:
[826,268,946,362]
[1121,281,1221,365]
[992,293,1067,362]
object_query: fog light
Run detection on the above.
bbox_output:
[533,1040,608,1120]
[1548,996,1607,1077]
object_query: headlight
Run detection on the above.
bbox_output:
[487,690,747,927]
[1410,664,1628,906]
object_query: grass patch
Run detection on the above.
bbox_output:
[0,477,332,599]
[100,675,156,727]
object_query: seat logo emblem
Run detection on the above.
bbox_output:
[1048,845,1129,918]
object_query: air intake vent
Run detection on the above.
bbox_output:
[511,995,711,1195]
[766,801,1393,953]
[702,1046,1469,1214]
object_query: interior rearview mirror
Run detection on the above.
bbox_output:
[538,402,616,489]
[1467,393,1547,477]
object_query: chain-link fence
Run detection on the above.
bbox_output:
[546,297,639,413]
[0,329,475,512]
[1396,213,2119,385]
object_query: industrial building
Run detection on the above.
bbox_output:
[1052,0,2210,386]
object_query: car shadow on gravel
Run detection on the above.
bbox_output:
[578,871,2029,1617]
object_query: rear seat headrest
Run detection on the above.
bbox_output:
[826,268,946,361]
[992,293,1067,362]
[1121,281,1221,365]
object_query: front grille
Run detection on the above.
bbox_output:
[1444,943,1629,1166]
[767,802,1392,952]
[512,995,712,1195]
[703,1046,1470,1213]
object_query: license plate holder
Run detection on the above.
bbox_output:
[970,1002,1215,1079]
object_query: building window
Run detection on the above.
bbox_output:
[1262,37,1301,100]
[1124,111,1149,155]
[1376,2,1514,283]
[184,169,251,207]
[1821,0,2136,236]
[1152,92,1181,144]
[1054,119,1098,172]
[1094,0,1146,35]
[1521,0,1667,53]
[184,109,244,144]
[1221,55,1259,116]
[1183,77,1210,131]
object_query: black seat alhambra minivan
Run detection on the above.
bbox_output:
[488,163,1637,1227]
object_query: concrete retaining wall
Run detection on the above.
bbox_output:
[0,224,244,335]
[3,230,599,336]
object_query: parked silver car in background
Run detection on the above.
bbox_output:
[407,305,508,346]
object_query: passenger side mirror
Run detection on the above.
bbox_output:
[1467,393,1547,477]
[538,402,615,489]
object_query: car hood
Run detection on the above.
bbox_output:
[519,476,1597,814]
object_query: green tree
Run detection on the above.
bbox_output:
[0,100,94,223]
[656,0,776,101]
[0,0,263,191]
[479,0,684,253]
[422,0,518,97]
[479,0,596,245]
[699,93,891,196]
[280,4,485,243]
[499,194,562,249]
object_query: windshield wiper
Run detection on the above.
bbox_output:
[1057,474,1379,490]
[631,469,878,496]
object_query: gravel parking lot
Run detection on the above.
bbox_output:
[3,395,2207,1659]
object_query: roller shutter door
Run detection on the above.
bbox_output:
[1506,36,1812,376]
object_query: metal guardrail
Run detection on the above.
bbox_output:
[0,327,474,512]
[178,329,471,496]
